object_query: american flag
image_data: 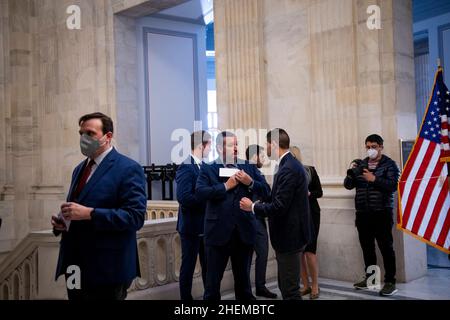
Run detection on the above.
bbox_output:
[398,67,450,254]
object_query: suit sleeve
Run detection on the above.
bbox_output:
[91,163,147,232]
[249,165,271,201]
[254,168,298,218]
[309,167,323,199]
[176,164,202,208]
[195,165,227,201]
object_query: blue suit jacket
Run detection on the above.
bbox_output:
[254,153,313,253]
[195,159,270,246]
[175,156,206,236]
[55,148,147,286]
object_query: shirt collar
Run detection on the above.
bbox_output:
[277,151,290,165]
[191,154,202,166]
[90,146,113,166]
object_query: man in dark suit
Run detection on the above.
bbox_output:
[196,131,270,301]
[245,145,277,299]
[240,128,313,300]
[51,112,147,300]
[176,130,212,301]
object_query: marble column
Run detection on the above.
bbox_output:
[215,0,426,282]
[0,0,118,254]
[214,0,267,131]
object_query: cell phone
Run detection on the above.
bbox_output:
[53,215,64,225]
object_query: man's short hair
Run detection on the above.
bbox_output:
[365,134,384,146]
[78,112,114,134]
[216,131,236,149]
[267,128,290,149]
[191,130,211,150]
[246,144,264,161]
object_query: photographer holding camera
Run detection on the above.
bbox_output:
[344,134,400,296]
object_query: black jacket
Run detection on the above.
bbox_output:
[344,155,399,212]
[305,166,323,216]
[254,152,313,253]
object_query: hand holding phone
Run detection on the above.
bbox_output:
[51,214,67,231]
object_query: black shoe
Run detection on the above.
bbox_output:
[256,287,278,299]
[379,282,398,296]
[353,278,368,290]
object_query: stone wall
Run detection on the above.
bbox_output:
[214,0,427,282]
[0,0,186,255]
[0,0,117,255]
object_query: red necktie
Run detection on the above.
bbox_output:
[72,160,95,200]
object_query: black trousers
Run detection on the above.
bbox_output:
[275,250,302,300]
[179,233,207,301]
[355,209,396,283]
[204,229,254,301]
[251,218,269,290]
[65,276,132,300]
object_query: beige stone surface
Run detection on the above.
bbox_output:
[0,0,427,287]
[214,0,425,282]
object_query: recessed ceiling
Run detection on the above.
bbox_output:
[152,0,213,25]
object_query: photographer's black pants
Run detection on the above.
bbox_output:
[355,209,396,284]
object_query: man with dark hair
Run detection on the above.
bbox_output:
[267,128,290,149]
[176,130,212,301]
[196,131,270,301]
[245,145,277,299]
[240,128,313,300]
[51,112,147,300]
[344,134,399,296]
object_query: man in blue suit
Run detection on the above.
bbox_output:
[176,130,212,301]
[196,131,271,301]
[51,112,147,300]
[240,128,313,300]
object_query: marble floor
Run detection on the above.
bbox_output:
[222,268,450,300]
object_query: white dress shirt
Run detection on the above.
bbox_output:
[191,154,202,169]
[86,146,113,183]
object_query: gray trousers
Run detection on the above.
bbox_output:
[275,250,302,300]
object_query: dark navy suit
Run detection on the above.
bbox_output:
[196,159,270,300]
[176,155,207,301]
[254,152,313,299]
[55,148,147,299]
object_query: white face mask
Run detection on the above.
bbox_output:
[367,148,379,160]
[80,133,106,158]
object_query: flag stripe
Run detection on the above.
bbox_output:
[401,141,436,228]
[423,184,449,241]
[400,138,429,215]
[410,160,444,234]
[436,206,450,248]
[430,191,450,244]
[399,137,424,196]
[416,165,448,237]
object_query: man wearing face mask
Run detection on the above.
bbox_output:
[344,134,400,296]
[51,112,147,300]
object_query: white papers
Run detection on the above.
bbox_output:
[219,168,239,178]
[57,211,71,231]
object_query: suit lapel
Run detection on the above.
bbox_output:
[272,153,291,192]
[191,155,200,174]
[67,160,87,201]
[76,149,117,202]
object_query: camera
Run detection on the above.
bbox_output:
[347,159,368,178]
